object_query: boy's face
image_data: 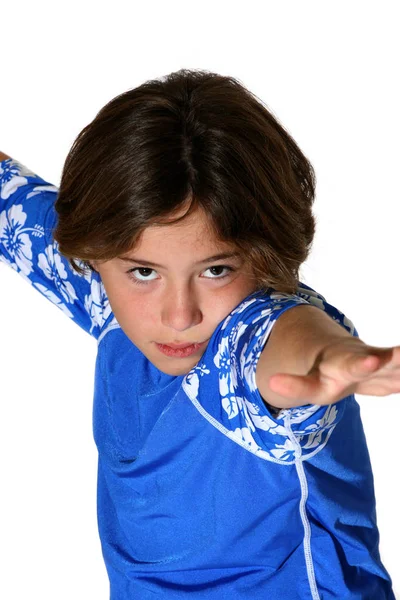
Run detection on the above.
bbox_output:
[92,205,258,376]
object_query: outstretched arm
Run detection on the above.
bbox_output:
[0,154,111,338]
[256,304,399,409]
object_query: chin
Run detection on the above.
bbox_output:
[155,359,196,377]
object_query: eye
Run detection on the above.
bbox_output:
[126,265,235,285]
[126,267,158,285]
[201,266,235,279]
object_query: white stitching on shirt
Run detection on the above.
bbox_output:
[284,412,321,600]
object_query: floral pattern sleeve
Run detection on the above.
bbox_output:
[225,284,360,461]
[182,284,360,464]
[0,158,111,339]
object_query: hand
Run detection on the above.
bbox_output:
[268,337,400,406]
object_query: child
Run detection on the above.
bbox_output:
[0,69,398,599]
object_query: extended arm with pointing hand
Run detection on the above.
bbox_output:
[256,304,399,410]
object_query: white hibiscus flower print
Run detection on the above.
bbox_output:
[37,242,78,304]
[269,437,296,460]
[232,426,260,451]
[84,279,112,333]
[213,336,231,370]
[0,204,40,276]
[0,159,39,201]
[220,297,258,332]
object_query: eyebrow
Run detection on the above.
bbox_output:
[117,252,241,268]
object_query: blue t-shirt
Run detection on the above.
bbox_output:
[0,157,395,599]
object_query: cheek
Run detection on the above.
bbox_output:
[116,296,158,330]
[99,273,160,333]
[210,285,249,314]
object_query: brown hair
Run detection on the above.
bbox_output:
[53,68,316,294]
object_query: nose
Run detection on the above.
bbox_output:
[161,285,203,332]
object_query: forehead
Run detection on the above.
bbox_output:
[136,205,226,249]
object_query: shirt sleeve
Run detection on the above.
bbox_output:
[0,157,112,340]
[222,284,360,461]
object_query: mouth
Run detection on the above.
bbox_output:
[160,342,204,349]
[155,340,208,358]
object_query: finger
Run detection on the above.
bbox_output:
[320,352,384,383]
[268,372,322,400]
[351,354,381,375]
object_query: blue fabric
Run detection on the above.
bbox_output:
[0,157,396,599]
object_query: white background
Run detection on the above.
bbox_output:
[0,1,399,598]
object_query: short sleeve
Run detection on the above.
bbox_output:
[183,286,357,463]
[0,158,112,339]
[227,285,359,461]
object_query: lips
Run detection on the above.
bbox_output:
[160,342,200,349]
